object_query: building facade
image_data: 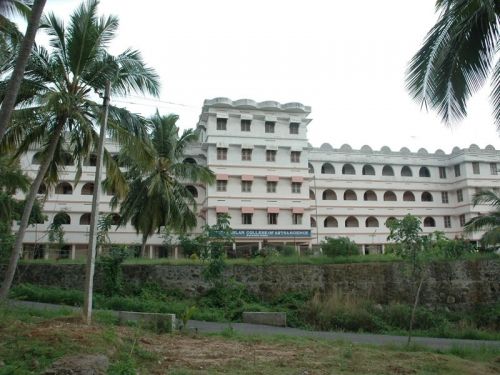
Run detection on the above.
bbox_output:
[15,98,500,258]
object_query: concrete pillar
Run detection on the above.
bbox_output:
[148,245,154,259]
[71,244,76,260]
[174,246,178,259]
[381,244,385,254]
[258,241,262,250]
[44,247,49,260]
[362,245,366,255]
[308,242,313,250]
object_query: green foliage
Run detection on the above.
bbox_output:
[321,237,359,257]
[98,246,130,296]
[202,214,234,287]
[97,213,114,246]
[179,305,197,331]
[278,245,296,257]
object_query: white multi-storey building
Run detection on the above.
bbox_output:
[15,98,500,258]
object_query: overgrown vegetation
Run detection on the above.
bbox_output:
[321,236,359,257]
[10,283,500,341]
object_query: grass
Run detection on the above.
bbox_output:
[1,305,499,375]
[9,283,500,341]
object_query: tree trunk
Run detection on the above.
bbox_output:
[140,234,148,258]
[0,0,47,144]
[0,119,64,300]
[407,276,424,346]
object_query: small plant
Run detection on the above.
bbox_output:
[179,305,197,331]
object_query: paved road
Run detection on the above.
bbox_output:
[6,300,500,350]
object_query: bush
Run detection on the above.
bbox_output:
[98,246,130,296]
[321,237,359,257]
[278,245,296,257]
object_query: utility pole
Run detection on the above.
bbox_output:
[83,81,110,324]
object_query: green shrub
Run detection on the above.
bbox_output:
[98,246,130,296]
[321,237,359,257]
[278,245,296,257]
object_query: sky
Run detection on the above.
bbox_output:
[30,0,500,153]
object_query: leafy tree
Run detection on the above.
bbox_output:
[321,237,359,257]
[98,245,129,296]
[0,0,160,300]
[47,212,66,257]
[386,214,428,345]
[464,190,500,248]
[113,112,214,256]
[0,0,47,143]
[203,214,234,287]
[406,1,499,127]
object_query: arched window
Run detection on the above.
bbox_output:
[382,165,394,176]
[362,165,375,175]
[421,191,433,202]
[309,190,316,200]
[403,191,415,201]
[419,167,431,177]
[366,216,379,227]
[81,182,94,195]
[32,152,43,165]
[342,164,355,175]
[84,154,97,167]
[111,213,121,225]
[53,212,70,225]
[321,163,335,174]
[401,166,413,177]
[308,163,314,173]
[55,182,73,195]
[423,217,436,227]
[37,183,47,195]
[324,216,338,228]
[322,189,337,200]
[345,216,359,227]
[385,216,397,226]
[183,157,197,164]
[344,190,357,200]
[80,213,91,225]
[363,190,377,201]
[186,185,198,198]
[61,152,73,166]
[383,191,397,201]
[310,217,316,227]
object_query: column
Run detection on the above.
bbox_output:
[148,245,153,259]
[381,244,385,254]
[362,245,366,255]
[258,241,262,250]
[71,244,76,260]
[174,246,178,259]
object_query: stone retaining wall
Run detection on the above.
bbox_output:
[2,259,499,308]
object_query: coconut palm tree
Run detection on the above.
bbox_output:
[113,112,215,256]
[0,0,47,143]
[464,190,500,248]
[406,1,499,127]
[0,0,160,300]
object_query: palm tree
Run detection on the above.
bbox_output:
[464,190,500,248]
[113,112,215,256]
[0,0,47,143]
[0,0,160,300]
[406,1,499,127]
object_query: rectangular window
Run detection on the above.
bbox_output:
[265,121,275,133]
[291,182,301,194]
[241,180,252,192]
[441,191,449,204]
[216,147,227,160]
[444,216,451,228]
[289,122,299,134]
[439,167,447,179]
[241,148,252,161]
[242,213,252,225]
[459,214,466,227]
[216,118,227,130]
[267,181,277,193]
[472,162,480,174]
[266,150,276,162]
[292,213,302,225]
[491,163,498,175]
[216,180,227,192]
[291,151,301,163]
[241,119,251,132]
[454,164,461,177]
[457,189,463,202]
[267,212,278,225]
